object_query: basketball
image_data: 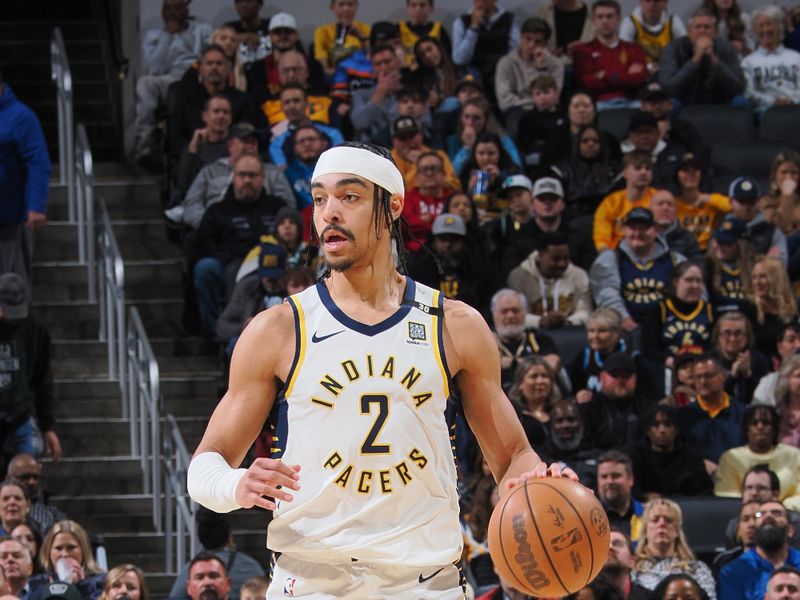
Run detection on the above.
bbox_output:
[487,477,610,597]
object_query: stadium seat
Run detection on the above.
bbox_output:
[597,108,637,142]
[760,105,800,150]
[547,326,587,368]
[711,141,788,193]
[679,105,755,148]
[675,496,741,562]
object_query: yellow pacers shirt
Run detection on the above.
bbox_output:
[675,194,731,250]
[593,188,656,251]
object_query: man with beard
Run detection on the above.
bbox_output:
[284,124,329,231]
[765,567,800,600]
[406,213,498,317]
[186,552,232,600]
[167,45,259,162]
[719,500,800,600]
[507,231,592,330]
[538,399,601,488]
[490,288,560,392]
[190,153,286,339]
[596,450,643,543]
[601,529,649,599]
[579,352,656,450]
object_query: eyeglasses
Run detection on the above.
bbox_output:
[720,330,745,338]
[756,509,787,519]
[418,165,442,174]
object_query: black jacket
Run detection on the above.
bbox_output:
[630,439,713,497]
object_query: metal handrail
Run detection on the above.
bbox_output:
[127,307,162,530]
[163,414,198,573]
[50,28,75,221]
[75,125,96,301]
[97,200,127,411]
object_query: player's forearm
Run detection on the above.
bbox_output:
[497,446,543,497]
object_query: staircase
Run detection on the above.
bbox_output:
[35,165,270,598]
[1,1,124,161]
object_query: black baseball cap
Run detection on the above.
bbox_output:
[628,111,659,133]
[639,82,670,103]
[603,352,636,373]
[390,116,420,138]
[228,122,258,140]
[622,207,655,226]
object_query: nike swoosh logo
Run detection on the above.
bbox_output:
[418,568,444,584]
[311,330,345,343]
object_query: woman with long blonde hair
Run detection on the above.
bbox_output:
[770,354,800,447]
[210,25,247,91]
[98,564,148,600]
[760,151,800,235]
[745,256,798,358]
[631,499,717,599]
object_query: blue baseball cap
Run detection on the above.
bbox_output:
[728,176,761,202]
[714,215,747,245]
[258,242,287,279]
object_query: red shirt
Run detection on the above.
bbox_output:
[402,188,451,251]
[571,39,648,101]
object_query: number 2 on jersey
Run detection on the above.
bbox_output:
[360,394,390,454]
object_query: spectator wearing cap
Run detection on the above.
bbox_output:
[591,207,686,331]
[742,6,800,117]
[350,43,412,143]
[37,582,84,600]
[0,68,51,283]
[173,95,233,206]
[651,189,703,260]
[134,0,213,162]
[659,7,747,109]
[705,215,751,313]
[486,175,538,276]
[508,231,592,330]
[402,151,453,251]
[218,241,287,358]
[223,0,270,64]
[452,0,520,107]
[580,352,658,450]
[494,18,564,138]
[267,84,344,166]
[619,0,687,70]
[536,0,595,58]
[313,0,370,77]
[390,116,460,193]
[0,273,60,464]
[406,213,498,316]
[729,176,788,263]
[283,124,329,234]
[593,150,657,252]
[399,0,453,67]
[570,0,649,111]
[189,153,288,339]
[243,12,325,103]
[673,152,730,250]
[620,111,687,192]
[639,82,707,162]
[173,123,293,231]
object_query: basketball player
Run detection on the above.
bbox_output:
[187,142,576,599]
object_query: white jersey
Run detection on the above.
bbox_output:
[267,277,462,566]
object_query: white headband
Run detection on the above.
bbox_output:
[312,146,405,197]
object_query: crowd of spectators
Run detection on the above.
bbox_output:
[133,0,800,597]
[10,0,800,597]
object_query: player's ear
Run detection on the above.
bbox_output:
[389,193,404,221]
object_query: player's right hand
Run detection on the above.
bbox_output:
[235,458,301,511]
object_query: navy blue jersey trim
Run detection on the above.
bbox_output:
[315,276,416,336]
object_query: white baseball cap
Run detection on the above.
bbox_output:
[269,12,297,31]
[533,177,564,198]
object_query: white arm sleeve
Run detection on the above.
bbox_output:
[187,451,247,513]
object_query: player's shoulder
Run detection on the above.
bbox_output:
[240,301,296,343]
[442,298,493,346]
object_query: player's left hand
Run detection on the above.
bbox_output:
[504,462,579,491]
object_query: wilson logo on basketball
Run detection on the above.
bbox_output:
[512,513,551,590]
[550,528,583,552]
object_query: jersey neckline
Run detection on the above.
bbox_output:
[316,276,416,337]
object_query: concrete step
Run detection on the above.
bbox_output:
[55,376,221,400]
[51,355,220,378]
[102,529,270,555]
[33,260,184,302]
[53,394,221,419]
[43,457,144,496]
[32,298,185,339]
[47,181,163,220]
[52,338,217,360]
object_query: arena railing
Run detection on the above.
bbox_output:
[97,199,127,410]
[163,413,198,573]
[50,27,75,221]
[126,306,162,530]
[75,124,97,302]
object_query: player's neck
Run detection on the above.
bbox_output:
[327,253,405,310]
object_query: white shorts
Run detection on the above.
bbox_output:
[267,553,466,599]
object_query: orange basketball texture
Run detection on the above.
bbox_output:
[487,477,610,597]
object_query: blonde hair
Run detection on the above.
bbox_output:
[210,26,247,92]
[587,307,623,337]
[39,521,103,575]
[634,498,696,571]
[99,564,148,600]
[704,239,754,299]
[775,355,800,407]
[746,257,798,324]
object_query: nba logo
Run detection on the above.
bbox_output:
[283,577,297,597]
